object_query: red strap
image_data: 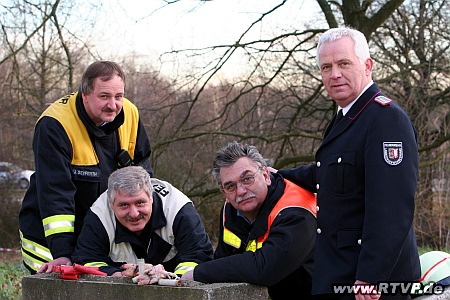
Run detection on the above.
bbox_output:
[419,257,449,282]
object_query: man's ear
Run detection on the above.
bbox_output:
[365,58,374,75]
[262,166,272,186]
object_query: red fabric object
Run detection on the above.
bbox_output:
[51,264,107,280]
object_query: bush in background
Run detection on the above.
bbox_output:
[0,188,23,250]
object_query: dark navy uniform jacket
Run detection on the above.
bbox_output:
[279,83,421,295]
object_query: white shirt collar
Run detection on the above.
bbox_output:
[339,81,373,116]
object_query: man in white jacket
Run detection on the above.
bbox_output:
[72,166,213,278]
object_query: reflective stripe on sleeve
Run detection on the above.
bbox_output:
[42,214,75,236]
[174,262,198,275]
[22,250,46,272]
[85,262,109,267]
[20,231,53,261]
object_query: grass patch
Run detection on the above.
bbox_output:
[0,262,28,300]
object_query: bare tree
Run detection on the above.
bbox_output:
[1,0,448,246]
[145,0,449,246]
[0,0,101,165]
[148,0,410,173]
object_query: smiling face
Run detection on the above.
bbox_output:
[219,157,271,222]
[318,36,373,108]
[82,75,124,126]
[112,189,152,236]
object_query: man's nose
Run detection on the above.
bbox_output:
[235,183,248,195]
[128,205,140,217]
[330,66,342,78]
[106,97,117,109]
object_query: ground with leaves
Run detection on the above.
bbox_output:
[0,252,27,300]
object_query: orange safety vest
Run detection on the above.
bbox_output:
[222,179,317,251]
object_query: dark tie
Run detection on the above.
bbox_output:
[331,109,344,130]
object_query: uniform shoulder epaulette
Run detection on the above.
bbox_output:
[374,95,392,106]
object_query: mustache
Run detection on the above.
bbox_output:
[236,193,256,204]
[124,214,146,222]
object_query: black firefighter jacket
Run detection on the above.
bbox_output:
[194,173,317,300]
[279,82,421,295]
[19,91,153,270]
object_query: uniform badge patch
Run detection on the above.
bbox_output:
[374,96,392,106]
[383,142,403,165]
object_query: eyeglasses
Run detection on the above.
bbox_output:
[220,169,262,194]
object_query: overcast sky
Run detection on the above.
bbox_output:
[100,0,319,53]
[89,0,321,76]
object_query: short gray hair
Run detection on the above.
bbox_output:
[107,166,152,204]
[212,141,266,184]
[316,27,370,67]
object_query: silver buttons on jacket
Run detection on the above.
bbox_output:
[338,157,342,163]
[357,239,362,245]
[316,161,321,191]
[317,228,322,234]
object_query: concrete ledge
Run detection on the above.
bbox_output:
[22,274,268,300]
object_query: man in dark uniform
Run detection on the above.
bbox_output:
[276,27,420,299]
[19,61,154,274]
[181,141,317,300]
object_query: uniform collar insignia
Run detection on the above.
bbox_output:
[374,95,392,106]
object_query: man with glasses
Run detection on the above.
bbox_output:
[180,141,317,300]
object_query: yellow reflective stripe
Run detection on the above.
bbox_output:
[174,262,198,275]
[246,240,257,252]
[223,227,241,249]
[20,232,53,261]
[22,250,45,271]
[85,262,109,267]
[257,242,263,249]
[42,215,75,236]
[245,239,263,252]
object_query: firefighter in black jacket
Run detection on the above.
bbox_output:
[277,28,420,299]
[181,141,317,300]
[19,61,154,274]
[72,166,213,277]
